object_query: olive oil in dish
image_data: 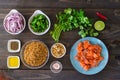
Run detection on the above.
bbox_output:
[7,56,20,69]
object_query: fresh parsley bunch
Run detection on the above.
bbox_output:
[50,8,99,42]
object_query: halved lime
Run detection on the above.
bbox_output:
[94,21,105,31]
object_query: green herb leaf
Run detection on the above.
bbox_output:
[30,14,48,33]
[50,8,99,42]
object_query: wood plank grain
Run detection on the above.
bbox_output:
[0,8,120,70]
[0,0,119,79]
[0,54,120,70]
[0,9,120,53]
[0,69,119,80]
[0,0,120,9]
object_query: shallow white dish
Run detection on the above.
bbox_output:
[7,56,20,69]
[3,9,26,35]
[28,10,51,35]
[7,39,21,53]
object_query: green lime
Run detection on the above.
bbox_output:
[94,21,105,31]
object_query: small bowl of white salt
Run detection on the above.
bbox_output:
[50,61,62,73]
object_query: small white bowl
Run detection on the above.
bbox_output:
[7,56,20,69]
[28,10,51,35]
[51,43,66,58]
[7,39,21,53]
[3,9,26,35]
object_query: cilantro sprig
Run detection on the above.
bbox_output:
[50,8,99,42]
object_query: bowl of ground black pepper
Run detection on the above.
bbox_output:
[7,39,21,53]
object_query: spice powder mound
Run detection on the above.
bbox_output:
[10,41,18,50]
[23,41,48,67]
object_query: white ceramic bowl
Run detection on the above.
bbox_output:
[51,43,66,58]
[3,9,26,35]
[20,40,49,69]
[7,56,20,69]
[28,10,51,35]
[7,39,21,53]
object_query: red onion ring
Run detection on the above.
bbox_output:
[4,13,24,33]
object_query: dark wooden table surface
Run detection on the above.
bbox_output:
[0,0,120,80]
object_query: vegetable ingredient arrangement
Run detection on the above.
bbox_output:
[3,9,108,75]
[75,40,104,71]
[50,8,99,42]
[30,14,49,32]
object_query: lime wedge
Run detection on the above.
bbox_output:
[94,21,105,31]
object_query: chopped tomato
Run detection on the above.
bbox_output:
[75,40,104,71]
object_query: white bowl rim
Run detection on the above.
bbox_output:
[51,43,66,58]
[20,40,49,69]
[28,10,51,35]
[3,9,26,35]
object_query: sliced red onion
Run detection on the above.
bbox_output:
[4,13,24,33]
